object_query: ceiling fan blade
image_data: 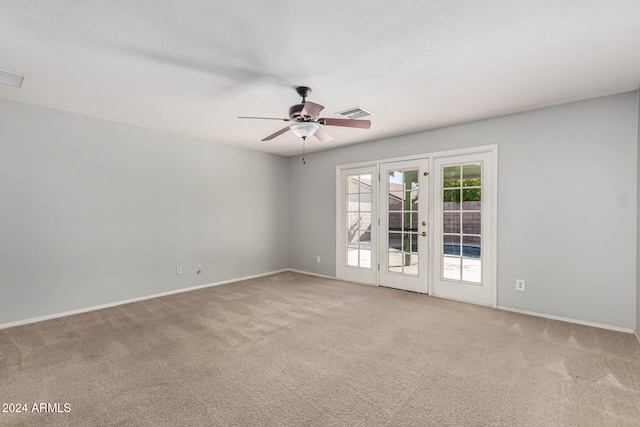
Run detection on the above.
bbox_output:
[238,116,290,121]
[261,126,291,141]
[319,118,371,129]
[313,126,333,143]
[300,101,324,118]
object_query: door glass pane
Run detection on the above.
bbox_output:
[359,229,371,244]
[462,258,481,283]
[388,231,403,274]
[360,249,371,269]
[388,191,403,211]
[360,213,372,230]
[347,241,359,267]
[404,212,417,231]
[388,232,402,250]
[348,193,359,211]
[359,174,372,193]
[348,177,359,193]
[444,166,460,187]
[443,256,461,280]
[404,170,419,187]
[405,234,418,276]
[444,189,460,210]
[444,235,461,255]
[347,213,359,230]
[360,192,372,212]
[410,189,419,210]
[388,212,402,232]
[462,212,481,234]
[463,236,481,258]
[462,164,481,186]
[389,170,403,180]
[444,212,460,233]
[347,229,356,246]
[462,188,481,210]
[404,253,418,276]
[404,232,417,254]
[348,229,362,244]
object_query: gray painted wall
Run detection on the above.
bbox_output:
[289,91,638,329]
[0,99,290,325]
[2,92,637,330]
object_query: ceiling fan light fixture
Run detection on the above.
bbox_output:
[289,122,319,139]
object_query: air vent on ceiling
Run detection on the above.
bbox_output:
[336,106,372,120]
[0,68,24,88]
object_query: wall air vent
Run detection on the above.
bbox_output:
[0,69,24,88]
[336,106,372,120]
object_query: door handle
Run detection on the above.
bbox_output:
[421,232,426,236]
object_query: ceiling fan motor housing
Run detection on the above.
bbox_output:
[289,103,304,120]
[289,86,313,121]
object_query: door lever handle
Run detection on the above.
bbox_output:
[421,232,426,236]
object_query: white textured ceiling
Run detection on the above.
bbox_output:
[1,1,639,156]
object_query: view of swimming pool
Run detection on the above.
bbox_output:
[443,244,480,258]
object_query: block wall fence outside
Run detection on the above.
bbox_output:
[443,202,482,236]
[385,202,482,232]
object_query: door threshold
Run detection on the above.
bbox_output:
[379,285,429,295]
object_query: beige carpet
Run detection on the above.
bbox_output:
[1,271,639,426]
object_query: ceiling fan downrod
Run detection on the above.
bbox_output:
[296,86,312,104]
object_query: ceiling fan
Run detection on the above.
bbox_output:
[238,86,371,143]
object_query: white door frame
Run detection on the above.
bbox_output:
[336,144,497,308]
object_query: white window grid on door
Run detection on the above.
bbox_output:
[346,172,373,270]
[441,162,483,284]
[386,167,420,277]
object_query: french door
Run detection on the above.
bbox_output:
[337,146,496,306]
[432,152,494,305]
[379,159,429,293]
[337,166,377,284]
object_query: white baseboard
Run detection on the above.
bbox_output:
[0,269,289,330]
[497,305,635,334]
[287,268,336,280]
[6,270,633,338]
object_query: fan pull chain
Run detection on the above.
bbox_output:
[302,137,306,164]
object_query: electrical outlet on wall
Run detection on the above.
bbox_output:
[176,266,182,275]
[317,256,321,263]
[516,279,526,292]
